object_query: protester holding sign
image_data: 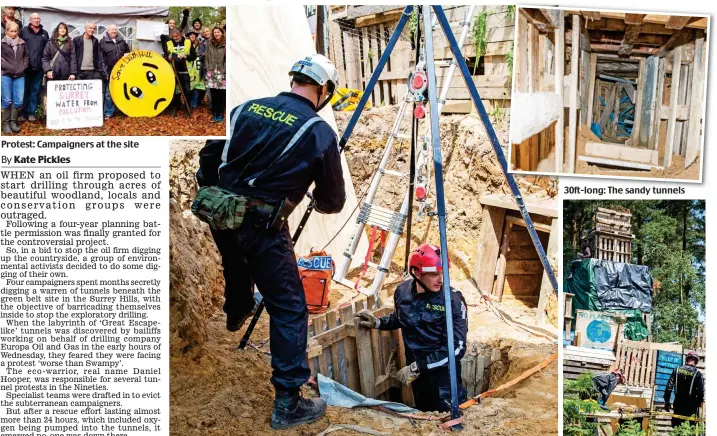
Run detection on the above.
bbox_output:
[204,26,226,122]
[42,22,77,82]
[19,13,48,122]
[100,24,130,119]
[1,21,28,134]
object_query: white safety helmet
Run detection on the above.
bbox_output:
[289,54,339,93]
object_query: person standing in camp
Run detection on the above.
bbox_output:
[186,30,205,109]
[161,8,189,57]
[19,13,48,122]
[42,22,76,82]
[165,28,195,116]
[100,24,130,119]
[664,352,705,428]
[204,26,226,122]
[355,243,469,413]
[1,20,28,134]
[195,54,344,429]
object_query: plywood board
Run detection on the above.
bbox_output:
[230,5,368,264]
[575,310,619,350]
[584,142,659,165]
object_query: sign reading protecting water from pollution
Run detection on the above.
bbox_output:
[575,310,618,350]
[46,80,103,129]
[109,50,176,118]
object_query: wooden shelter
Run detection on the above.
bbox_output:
[472,194,558,317]
[327,5,514,113]
[510,9,708,173]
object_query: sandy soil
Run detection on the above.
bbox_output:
[169,107,558,435]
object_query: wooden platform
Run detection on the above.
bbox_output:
[578,155,664,171]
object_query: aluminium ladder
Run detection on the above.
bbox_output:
[332,6,477,305]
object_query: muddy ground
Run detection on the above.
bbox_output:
[169,106,558,435]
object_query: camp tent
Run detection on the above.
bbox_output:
[19,7,169,53]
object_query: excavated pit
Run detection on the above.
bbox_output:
[169,107,557,435]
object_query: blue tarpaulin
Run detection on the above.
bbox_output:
[318,373,418,414]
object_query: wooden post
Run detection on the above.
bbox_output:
[528,21,539,92]
[611,83,621,136]
[555,10,565,172]
[580,49,590,125]
[325,311,343,382]
[685,36,705,167]
[473,206,506,293]
[395,330,414,406]
[339,305,361,391]
[649,57,666,151]
[567,13,579,173]
[494,221,512,302]
[537,218,558,322]
[664,46,682,168]
[632,57,646,141]
[354,300,375,398]
[515,12,527,92]
[586,52,597,126]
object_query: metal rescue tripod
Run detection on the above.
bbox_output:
[240,6,559,428]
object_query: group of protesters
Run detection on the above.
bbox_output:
[0,6,226,134]
[161,8,226,122]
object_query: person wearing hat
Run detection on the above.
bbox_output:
[664,351,704,428]
[1,7,21,39]
[196,54,345,429]
[355,243,469,412]
[592,368,625,408]
[165,27,196,115]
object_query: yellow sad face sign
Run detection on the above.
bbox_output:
[110,50,175,117]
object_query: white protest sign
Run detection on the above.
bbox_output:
[46,79,103,129]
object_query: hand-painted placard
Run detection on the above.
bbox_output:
[46,80,103,129]
[575,309,618,349]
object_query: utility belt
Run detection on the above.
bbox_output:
[191,185,297,231]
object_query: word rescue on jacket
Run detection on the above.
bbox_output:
[246,103,299,126]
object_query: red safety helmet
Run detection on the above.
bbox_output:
[408,243,449,275]
[612,368,625,384]
[686,351,700,364]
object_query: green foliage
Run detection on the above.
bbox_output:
[471,11,488,75]
[168,7,226,29]
[409,8,418,41]
[670,421,704,436]
[615,420,646,436]
[507,5,516,22]
[564,373,598,400]
[563,398,598,436]
[506,41,514,75]
[491,101,505,123]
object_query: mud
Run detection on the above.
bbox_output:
[169,107,558,435]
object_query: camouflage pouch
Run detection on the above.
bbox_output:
[191,186,248,230]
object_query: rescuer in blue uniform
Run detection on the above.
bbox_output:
[355,244,468,412]
[196,54,346,430]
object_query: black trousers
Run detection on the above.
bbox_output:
[209,88,226,116]
[411,361,467,412]
[671,403,700,428]
[173,72,191,111]
[210,211,310,391]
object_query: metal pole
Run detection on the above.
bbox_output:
[433,6,559,294]
[423,8,461,427]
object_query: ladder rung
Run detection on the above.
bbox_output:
[381,169,408,178]
[435,60,453,67]
[393,133,411,140]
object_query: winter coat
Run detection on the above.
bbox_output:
[1,37,29,77]
[166,37,196,73]
[19,24,49,71]
[42,38,77,80]
[1,17,21,38]
[72,35,105,76]
[664,364,704,414]
[99,33,130,79]
[204,40,226,89]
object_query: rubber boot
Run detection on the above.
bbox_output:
[2,108,11,134]
[270,389,326,430]
[10,106,21,133]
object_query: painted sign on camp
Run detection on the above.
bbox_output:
[575,310,618,350]
[46,80,103,129]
